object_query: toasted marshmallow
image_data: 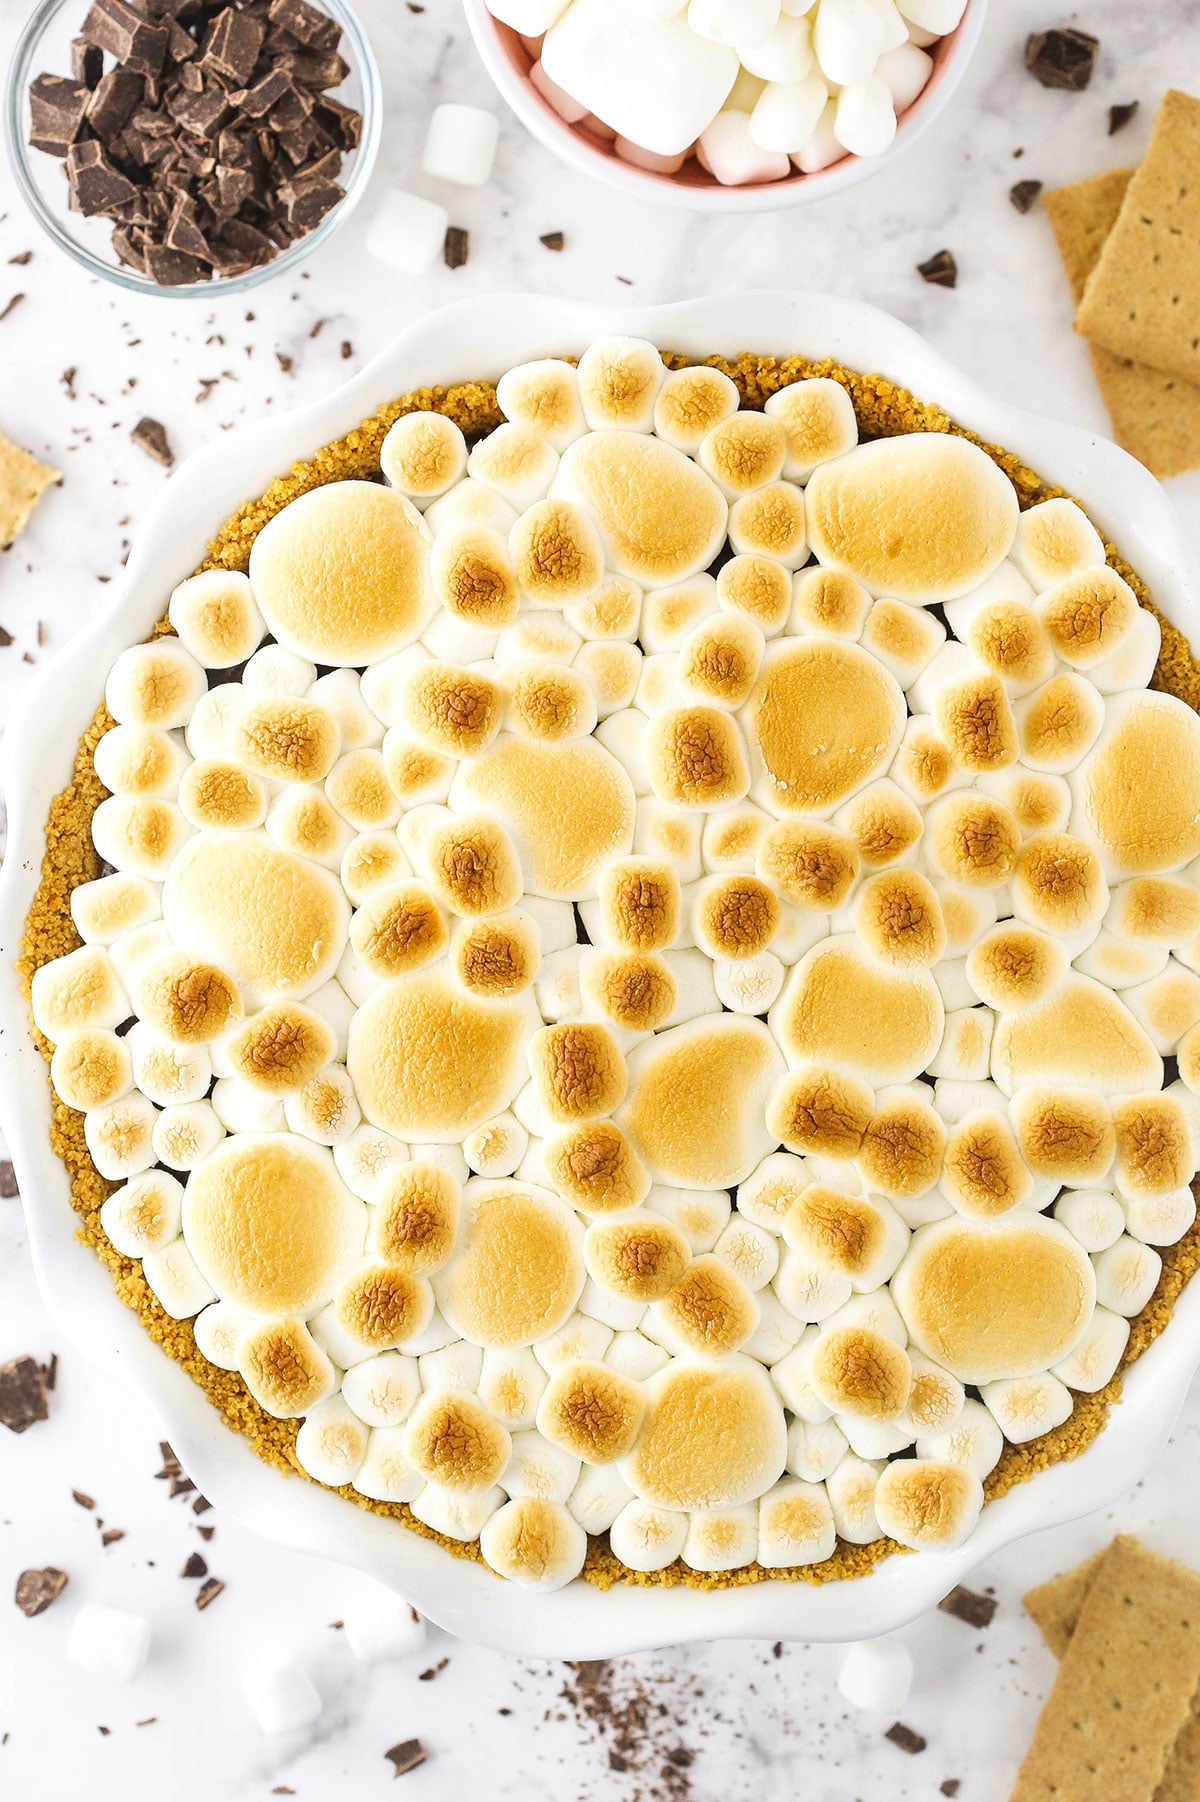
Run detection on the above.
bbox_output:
[1015,673,1105,774]
[324,751,401,832]
[1125,1186,1197,1247]
[283,1061,361,1146]
[755,819,859,914]
[836,779,924,871]
[153,1100,225,1171]
[853,868,946,970]
[575,641,643,720]
[966,923,1064,1012]
[927,1006,994,1082]
[233,695,341,787]
[100,1168,184,1258]
[429,524,520,631]
[70,873,160,947]
[536,1358,646,1464]
[186,686,242,759]
[579,949,676,1033]
[930,667,1018,774]
[332,1125,409,1206]
[784,1187,906,1297]
[771,936,943,1087]
[105,637,207,730]
[644,704,751,812]
[133,950,241,1045]
[509,497,605,610]
[336,836,406,909]
[915,1396,1003,1480]
[745,639,906,815]
[94,724,188,799]
[496,359,586,452]
[424,477,518,542]
[250,482,433,665]
[825,1455,884,1544]
[650,1255,760,1358]
[764,1071,871,1163]
[791,567,872,640]
[263,788,351,869]
[178,758,267,832]
[503,662,597,741]
[379,734,452,814]
[479,1496,586,1590]
[677,614,765,711]
[690,872,779,961]
[397,662,500,762]
[607,1499,688,1571]
[569,574,643,643]
[238,1317,335,1418]
[1038,566,1138,671]
[620,1014,783,1189]
[981,1371,1074,1445]
[902,1355,965,1439]
[772,1245,853,1324]
[925,792,1020,890]
[495,612,583,667]
[653,365,740,452]
[553,430,727,587]
[806,434,1017,600]
[168,570,264,668]
[858,605,944,697]
[961,601,1054,698]
[403,1388,512,1493]
[575,337,666,433]
[586,1213,689,1311]
[873,1458,982,1551]
[634,797,704,884]
[434,1179,584,1348]
[984,771,1072,838]
[51,1027,133,1112]
[350,878,448,983]
[894,1214,1095,1383]
[1112,1091,1194,1199]
[191,1297,252,1371]
[1072,691,1200,878]
[717,553,793,635]
[381,410,468,500]
[1053,1187,1126,1254]
[1011,497,1106,589]
[764,377,858,480]
[223,1001,337,1096]
[1124,961,1200,1054]
[1011,1089,1115,1187]
[568,1462,635,1534]
[621,1355,786,1509]
[92,794,193,880]
[528,1020,627,1124]
[1091,604,1161,694]
[701,803,772,875]
[338,1354,420,1432]
[1011,830,1108,942]
[856,1089,946,1199]
[940,1109,1031,1218]
[806,1324,911,1421]
[698,411,787,501]
[1107,877,1200,948]
[991,973,1162,1098]
[679,1504,757,1573]
[370,1161,459,1276]
[476,1347,548,1430]
[63,915,147,1008]
[450,912,539,1000]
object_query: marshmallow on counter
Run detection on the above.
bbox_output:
[341,1585,428,1663]
[366,190,450,277]
[68,1604,152,1684]
[541,0,741,157]
[241,1656,323,1736]
[423,104,500,188]
[837,1637,914,1712]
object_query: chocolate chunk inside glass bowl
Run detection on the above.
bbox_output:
[4,0,380,296]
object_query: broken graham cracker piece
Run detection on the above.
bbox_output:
[1025,1542,1200,1802]
[1010,1536,1200,1802]
[0,434,61,549]
[1044,168,1200,478]
[1075,90,1200,386]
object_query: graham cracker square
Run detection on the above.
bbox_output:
[0,433,61,550]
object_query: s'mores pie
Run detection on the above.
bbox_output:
[39,342,1200,1592]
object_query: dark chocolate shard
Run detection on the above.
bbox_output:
[201,7,267,85]
[85,68,146,140]
[917,247,958,287]
[268,0,342,50]
[68,138,140,215]
[384,1739,428,1778]
[278,174,341,229]
[1009,177,1042,213]
[1108,100,1138,134]
[0,1356,50,1434]
[938,1585,998,1629]
[444,224,469,269]
[130,414,175,462]
[1024,27,1098,91]
[885,1723,927,1755]
[81,0,169,77]
[15,1567,69,1618]
[539,230,564,251]
[0,1161,17,1198]
[28,74,92,157]
[71,38,105,88]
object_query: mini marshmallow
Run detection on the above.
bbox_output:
[84,1091,158,1180]
[241,1658,323,1737]
[837,1638,914,1713]
[786,1414,848,1481]
[608,1499,689,1571]
[683,1504,758,1572]
[169,570,264,669]
[981,1373,1074,1443]
[479,1497,586,1589]
[91,795,193,881]
[825,1454,883,1544]
[423,103,500,187]
[1125,1187,1197,1248]
[606,1330,672,1381]
[342,1589,428,1663]
[577,336,668,434]
[1054,1189,1126,1255]
[690,0,779,45]
[105,638,206,730]
[296,1396,370,1486]
[284,1063,361,1146]
[876,40,932,108]
[141,1236,215,1320]
[915,1398,1004,1480]
[210,1078,285,1135]
[896,0,966,28]
[366,189,450,276]
[530,57,589,123]
[243,644,316,698]
[833,76,896,156]
[749,75,828,151]
[793,98,849,171]
[569,1461,635,1533]
[714,950,786,1014]
[152,1100,225,1171]
[186,684,244,759]
[740,12,815,81]
[1051,1306,1130,1392]
[100,1169,184,1259]
[502,1429,581,1503]
[489,0,569,28]
[68,1604,152,1684]
[94,724,188,799]
[813,0,883,84]
[341,1354,421,1428]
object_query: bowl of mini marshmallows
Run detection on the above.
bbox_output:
[464,0,985,211]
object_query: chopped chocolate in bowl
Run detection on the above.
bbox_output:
[21,0,368,289]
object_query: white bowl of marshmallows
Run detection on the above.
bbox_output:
[464,0,986,211]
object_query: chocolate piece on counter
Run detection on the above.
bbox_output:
[939,1585,999,1629]
[15,1567,69,1618]
[0,1356,50,1433]
[100,1528,125,1546]
[444,224,469,269]
[68,139,140,215]
[71,37,104,88]
[385,1739,428,1778]
[1109,100,1139,134]
[917,248,958,287]
[28,74,91,156]
[0,1161,17,1198]
[86,68,146,140]
[180,1552,208,1578]
[194,1576,224,1610]
[1010,177,1043,213]
[72,1489,96,1509]
[201,7,266,85]
[0,295,25,323]
[130,415,174,463]
[82,0,169,77]
[540,230,565,251]
[940,1783,962,1798]
[885,1723,927,1755]
[1024,27,1098,91]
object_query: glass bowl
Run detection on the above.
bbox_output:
[3,0,381,298]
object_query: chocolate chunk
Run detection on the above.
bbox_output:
[278,175,341,228]
[1024,27,1098,91]
[72,1489,96,1509]
[235,67,291,117]
[194,1576,224,1609]
[68,139,140,215]
[284,48,349,89]
[0,1161,17,1198]
[202,7,266,85]
[315,95,361,150]
[940,1784,961,1798]
[130,415,174,463]
[86,69,146,139]
[269,0,341,49]
[917,248,958,287]
[384,1739,428,1777]
[28,74,91,156]
[71,38,105,88]
[15,1568,68,1618]
[167,83,233,138]
[540,230,564,251]
[939,1585,999,1629]
[180,1552,208,1578]
[0,1356,50,1433]
[1109,100,1139,134]
[2,292,28,321]
[444,225,469,269]
[1009,177,1043,213]
[82,0,168,77]
[100,1528,125,1546]
[885,1723,927,1755]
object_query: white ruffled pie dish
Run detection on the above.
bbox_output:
[2,289,1200,1657]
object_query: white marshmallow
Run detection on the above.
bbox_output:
[749,75,828,152]
[423,103,500,187]
[529,58,589,123]
[105,639,206,730]
[876,39,932,109]
[366,189,450,277]
[503,1429,581,1503]
[568,1462,634,1533]
[342,1589,428,1663]
[608,1499,689,1571]
[1051,1306,1130,1392]
[743,1287,806,1363]
[793,98,849,170]
[775,1248,854,1325]
[341,1354,421,1428]
[786,1414,848,1481]
[714,950,787,1014]
[1125,1187,1197,1248]
[700,109,791,185]
[864,0,909,49]
[837,1638,914,1713]
[68,1604,152,1684]
[192,1299,252,1371]
[580,1275,647,1332]
[740,12,815,81]
[210,1077,286,1135]
[615,136,688,174]
[186,684,243,759]
[310,670,384,751]
[896,0,966,29]
[814,0,884,84]
[605,1330,671,1380]
[683,1505,758,1571]
[84,1092,158,1180]
[1053,1188,1126,1255]
[916,1398,1004,1480]
[141,1237,215,1320]
[1091,607,1161,695]
[690,0,779,45]
[825,1454,883,1543]
[833,76,896,156]
[424,479,519,541]
[488,0,570,28]
[100,1170,184,1258]
[129,1024,211,1106]
[295,1396,369,1487]
[241,1658,323,1737]
[243,644,316,698]
[982,1373,1074,1443]
[646,1185,730,1253]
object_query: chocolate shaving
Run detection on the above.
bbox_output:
[0,1356,50,1433]
[1009,178,1043,213]
[0,628,13,648]
[0,295,24,322]
[15,1567,68,1617]
[885,1722,927,1755]
[941,1783,962,1798]
[939,1585,999,1629]
[194,1576,224,1610]
[0,1161,17,1197]
[1108,100,1139,134]
[130,416,173,465]
[1024,27,1099,91]
[100,1528,125,1546]
[384,1739,428,1777]
[540,230,565,251]
[9,251,33,267]
[180,1552,208,1578]
[443,224,469,269]
[917,248,957,288]
[72,1489,95,1509]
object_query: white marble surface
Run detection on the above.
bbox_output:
[3,1,1200,1797]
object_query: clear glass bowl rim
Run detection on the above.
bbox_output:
[2,0,382,298]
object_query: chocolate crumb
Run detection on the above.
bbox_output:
[61,368,77,398]
[385,1739,428,1777]
[197,1524,215,1541]
[539,230,564,251]
[0,1356,50,1433]
[72,1489,96,1510]
[276,351,294,373]
[0,628,12,649]
[271,1790,296,1797]
[885,1722,927,1755]
[8,252,32,267]
[340,340,351,359]
[169,1474,195,1499]
[772,1641,783,1658]
[194,1576,224,1610]
[192,1494,212,1515]
[1109,100,1139,134]
[130,417,173,466]
[97,1725,110,1737]
[444,224,469,269]
[418,1656,449,1682]
[180,1552,208,1579]
[941,1783,962,1798]
[328,1619,344,1629]
[0,295,25,323]
[155,1442,181,1479]
[0,1162,15,1196]
[14,1567,68,1617]
[1009,178,1043,213]
[100,1529,125,1547]
[136,1718,156,1728]
[1024,27,1098,91]
[917,249,958,288]
[939,1585,999,1629]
